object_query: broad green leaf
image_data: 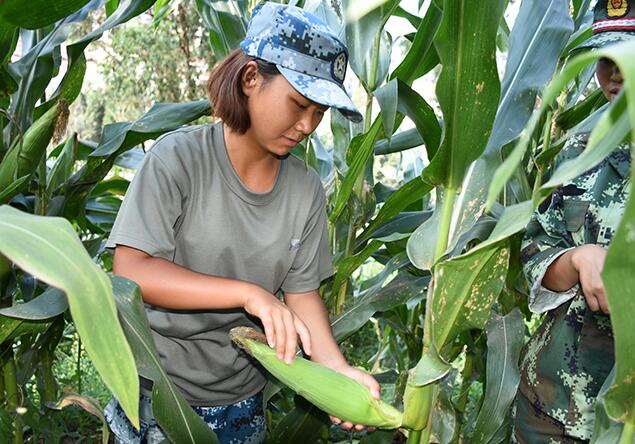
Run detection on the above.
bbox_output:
[406,193,442,271]
[359,176,433,241]
[0,316,50,343]
[0,287,68,320]
[329,118,383,223]
[0,100,67,203]
[6,1,98,135]
[421,0,505,189]
[390,3,441,85]
[344,0,392,21]
[453,0,573,245]
[195,0,249,60]
[0,205,139,427]
[110,276,219,443]
[60,101,210,222]
[34,53,87,118]
[431,242,510,348]
[536,92,629,203]
[0,19,17,65]
[47,134,77,194]
[412,346,451,386]
[602,171,635,423]
[374,80,398,137]
[0,0,90,29]
[343,0,396,92]
[0,175,29,204]
[591,368,624,444]
[152,0,176,28]
[90,101,211,157]
[7,0,152,140]
[332,239,383,293]
[271,396,329,444]
[396,79,441,159]
[362,210,432,241]
[556,88,607,131]
[106,0,121,16]
[488,0,573,157]
[477,201,534,251]
[487,41,635,210]
[331,273,428,342]
[472,309,524,443]
[374,128,423,155]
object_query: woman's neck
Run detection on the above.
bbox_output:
[223,123,281,193]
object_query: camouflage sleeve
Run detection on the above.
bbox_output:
[520,136,586,314]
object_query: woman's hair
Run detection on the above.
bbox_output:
[206,49,280,134]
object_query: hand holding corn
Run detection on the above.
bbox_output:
[241,287,312,363]
[230,327,403,429]
[323,363,380,432]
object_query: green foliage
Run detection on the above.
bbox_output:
[1,0,634,442]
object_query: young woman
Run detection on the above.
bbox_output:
[104,3,379,443]
[513,1,633,441]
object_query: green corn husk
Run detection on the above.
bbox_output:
[229,326,403,429]
[402,370,429,431]
[0,99,68,193]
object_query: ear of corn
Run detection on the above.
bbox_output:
[230,326,403,429]
[0,99,67,193]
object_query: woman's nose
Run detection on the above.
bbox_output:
[295,113,314,135]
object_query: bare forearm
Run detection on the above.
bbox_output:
[284,290,346,368]
[542,249,579,292]
[113,246,251,310]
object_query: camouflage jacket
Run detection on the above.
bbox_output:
[518,134,631,440]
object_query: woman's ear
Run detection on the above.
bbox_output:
[241,61,260,97]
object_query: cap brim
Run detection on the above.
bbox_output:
[277,66,363,123]
[573,31,635,52]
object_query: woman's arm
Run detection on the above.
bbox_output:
[284,289,380,431]
[542,244,609,313]
[113,245,312,360]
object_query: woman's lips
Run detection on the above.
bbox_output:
[282,136,300,146]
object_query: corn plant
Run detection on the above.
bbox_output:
[1,0,635,443]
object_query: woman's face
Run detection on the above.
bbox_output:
[596,58,623,102]
[243,64,328,156]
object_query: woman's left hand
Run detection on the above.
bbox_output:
[325,363,381,432]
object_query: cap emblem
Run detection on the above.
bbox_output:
[333,52,347,82]
[608,0,629,17]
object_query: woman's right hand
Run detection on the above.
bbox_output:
[241,287,312,364]
[571,244,609,314]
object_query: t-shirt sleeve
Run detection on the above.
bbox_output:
[106,148,184,261]
[281,186,333,293]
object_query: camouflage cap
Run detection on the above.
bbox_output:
[576,0,635,50]
[240,2,362,123]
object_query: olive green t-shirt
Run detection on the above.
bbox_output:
[106,122,333,405]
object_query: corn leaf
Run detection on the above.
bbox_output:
[486,41,635,210]
[0,0,90,29]
[472,309,525,443]
[453,0,573,244]
[329,118,383,223]
[602,168,635,423]
[0,205,139,427]
[110,275,219,443]
[421,0,505,190]
[0,287,67,321]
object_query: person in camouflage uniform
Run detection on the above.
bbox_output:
[512,1,634,442]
